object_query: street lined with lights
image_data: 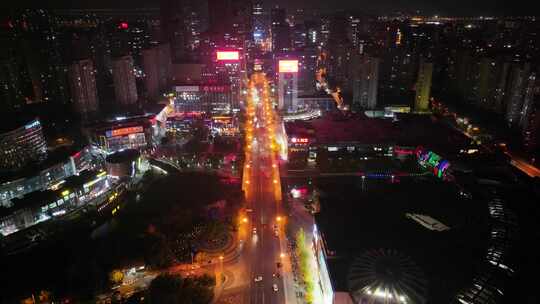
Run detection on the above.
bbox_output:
[239,72,290,304]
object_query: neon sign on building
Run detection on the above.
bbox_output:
[216,51,240,61]
[106,126,144,138]
[291,137,308,143]
[279,60,299,73]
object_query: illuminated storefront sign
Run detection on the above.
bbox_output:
[279,60,299,73]
[201,85,230,92]
[291,137,308,143]
[175,86,199,92]
[217,51,240,61]
[106,126,143,138]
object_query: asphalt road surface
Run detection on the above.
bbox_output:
[242,73,286,304]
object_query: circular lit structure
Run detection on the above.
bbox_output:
[348,249,428,304]
[0,118,47,171]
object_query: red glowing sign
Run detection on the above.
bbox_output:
[291,137,308,143]
[279,60,299,73]
[109,126,143,137]
[217,51,240,61]
[119,22,129,29]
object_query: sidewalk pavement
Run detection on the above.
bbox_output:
[279,233,299,304]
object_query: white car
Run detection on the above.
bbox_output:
[273,284,279,291]
[254,276,263,282]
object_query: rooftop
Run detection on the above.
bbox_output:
[5,170,101,215]
[106,149,140,163]
[0,146,82,184]
[285,112,396,145]
[285,112,472,155]
[0,116,39,134]
[314,176,489,302]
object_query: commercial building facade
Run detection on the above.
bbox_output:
[0,146,93,207]
[173,84,233,114]
[278,59,299,112]
[0,118,47,172]
[0,170,109,236]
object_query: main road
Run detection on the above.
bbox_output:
[241,72,289,304]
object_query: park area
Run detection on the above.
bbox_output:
[0,171,243,303]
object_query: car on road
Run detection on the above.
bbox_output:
[273,284,279,291]
[254,276,263,282]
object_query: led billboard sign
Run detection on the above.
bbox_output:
[279,60,299,73]
[217,51,240,61]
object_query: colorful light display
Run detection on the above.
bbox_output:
[279,60,299,73]
[416,149,451,179]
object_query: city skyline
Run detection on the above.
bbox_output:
[0,0,538,16]
[1,1,539,303]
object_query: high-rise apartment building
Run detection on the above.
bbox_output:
[142,47,160,101]
[252,2,267,45]
[505,63,531,126]
[112,55,138,107]
[271,7,291,52]
[157,43,172,92]
[161,0,201,62]
[352,56,379,111]
[68,59,99,118]
[520,73,540,153]
[414,60,433,112]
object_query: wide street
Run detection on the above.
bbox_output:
[239,72,290,304]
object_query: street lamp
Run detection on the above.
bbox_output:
[280,253,285,258]
[276,216,282,222]
[219,255,224,283]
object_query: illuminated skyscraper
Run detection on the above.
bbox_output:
[112,55,138,107]
[68,59,99,118]
[414,60,433,112]
[278,59,299,112]
[252,2,267,45]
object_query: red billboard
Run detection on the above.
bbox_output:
[217,51,240,61]
[107,126,143,137]
[279,60,299,73]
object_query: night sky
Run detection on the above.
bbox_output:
[0,0,536,16]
